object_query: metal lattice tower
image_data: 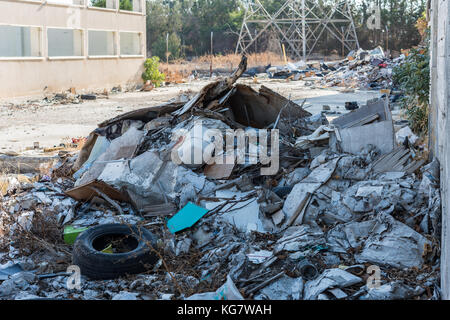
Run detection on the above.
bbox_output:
[236,0,360,60]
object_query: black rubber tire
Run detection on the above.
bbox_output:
[73,224,158,280]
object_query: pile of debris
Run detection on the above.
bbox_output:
[318,47,404,90]
[0,56,441,300]
[0,85,145,110]
[247,47,403,91]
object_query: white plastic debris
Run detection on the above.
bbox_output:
[186,275,244,300]
[396,126,419,145]
[247,250,273,264]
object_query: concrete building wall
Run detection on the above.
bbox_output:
[429,0,450,299]
[0,0,146,98]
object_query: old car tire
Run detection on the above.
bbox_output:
[73,224,158,280]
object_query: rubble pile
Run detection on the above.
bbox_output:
[0,56,441,300]
[318,47,403,90]
[257,47,403,91]
[0,85,142,110]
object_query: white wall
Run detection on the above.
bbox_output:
[0,0,146,98]
[430,0,450,300]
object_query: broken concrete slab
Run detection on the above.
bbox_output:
[255,275,303,300]
[333,120,395,155]
[303,268,363,300]
[332,98,392,129]
[327,213,432,269]
[282,157,340,227]
[361,282,425,300]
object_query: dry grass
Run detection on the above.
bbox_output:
[160,51,288,78]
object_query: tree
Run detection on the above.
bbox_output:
[90,0,106,7]
[144,0,427,57]
[152,32,182,61]
[120,0,133,11]
[90,0,132,10]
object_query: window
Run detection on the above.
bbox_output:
[88,0,116,9]
[120,0,142,12]
[120,32,141,55]
[88,30,117,56]
[47,28,83,57]
[47,0,84,5]
[0,25,41,58]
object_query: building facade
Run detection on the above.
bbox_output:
[0,0,146,98]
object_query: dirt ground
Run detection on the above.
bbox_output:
[0,78,382,153]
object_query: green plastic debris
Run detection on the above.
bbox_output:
[167,202,209,234]
[64,226,88,245]
[101,244,113,254]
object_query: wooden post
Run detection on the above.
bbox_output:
[166,33,169,64]
[210,31,213,78]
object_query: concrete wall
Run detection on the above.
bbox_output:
[0,0,146,98]
[429,0,450,300]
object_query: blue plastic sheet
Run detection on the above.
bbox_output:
[167,202,209,234]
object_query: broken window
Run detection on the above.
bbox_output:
[0,25,42,58]
[119,0,142,12]
[88,30,117,56]
[47,28,83,57]
[88,0,117,9]
[119,32,141,56]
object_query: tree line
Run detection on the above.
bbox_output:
[145,0,427,60]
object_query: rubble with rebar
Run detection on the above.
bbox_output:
[0,56,441,300]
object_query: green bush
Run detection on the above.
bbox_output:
[142,57,166,87]
[393,43,430,136]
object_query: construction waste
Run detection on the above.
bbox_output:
[0,56,441,300]
[250,47,402,92]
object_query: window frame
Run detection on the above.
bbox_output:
[87,28,119,58]
[119,31,143,57]
[87,0,118,12]
[0,23,44,60]
[46,26,86,60]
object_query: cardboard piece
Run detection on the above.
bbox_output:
[65,180,129,203]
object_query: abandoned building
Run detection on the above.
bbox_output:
[0,0,146,98]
